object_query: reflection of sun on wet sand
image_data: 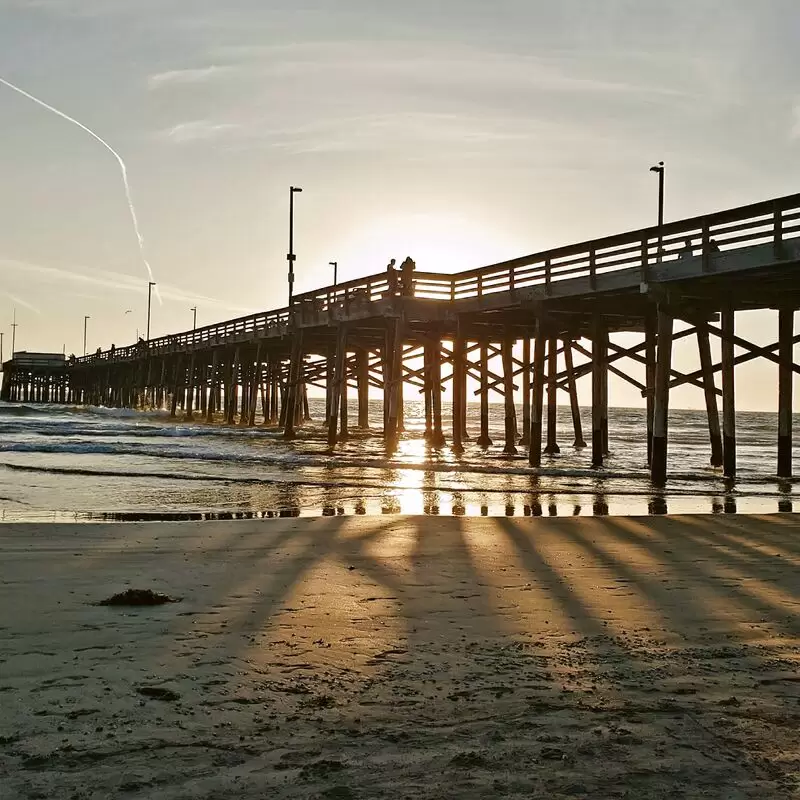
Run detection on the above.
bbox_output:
[2,514,799,798]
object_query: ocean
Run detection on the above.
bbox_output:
[0,399,796,521]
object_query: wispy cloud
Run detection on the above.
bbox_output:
[0,257,253,315]
[3,291,41,315]
[148,65,234,90]
[160,119,241,143]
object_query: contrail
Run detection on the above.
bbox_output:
[0,75,161,303]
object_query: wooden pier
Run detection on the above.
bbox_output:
[11,192,800,485]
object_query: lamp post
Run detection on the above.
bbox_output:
[190,306,197,330]
[146,281,156,340]
[83,315,90,356]
[10,308,17,356]
[287,186,303,305]
[649,161,665,262]
[0,331,4,366]
[329,261,338,286]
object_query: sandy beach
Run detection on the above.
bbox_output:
[1,513,799,799]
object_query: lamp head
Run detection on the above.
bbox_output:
[329,261,337,267]
[291,186,303,193]
[649,161,664,173]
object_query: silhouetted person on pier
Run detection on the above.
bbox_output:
[678,238,693,260]
[386,258,398,295]
[109,344,116,357]
[709,238,721,253]
[400,256,416,296]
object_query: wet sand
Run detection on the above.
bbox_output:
[1,514,799,799]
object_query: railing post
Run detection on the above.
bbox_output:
[509,268,515,292]
[589,250,597,291]
[544,258,552,296]
[477,275,483,298]
[774,204,784,260]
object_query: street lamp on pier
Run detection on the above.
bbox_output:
[83,315,90,356]
[190,306,197,330]
[329,261,338,286]
[649,161,665,262]
[287,186,303,305]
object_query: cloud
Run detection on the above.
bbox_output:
[148,65,233,90]
[160,120,241,143]
[0,257,253,315]
[3,291,41,315]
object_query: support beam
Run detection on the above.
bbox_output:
[283,335,303,440]
[650,307,673,486]
[357,348,370,429]
[778,308,794,477]
[423,343,433,442]
[328,325,347,448]
[520,337,531,446]
[721,306,736,478]
[452,327,465,454]
[563,341,586,448]
[431,337,445,447]
[544,337,560,454]
[591,316,607,468]
[645,312,656,465]
[502,331,517,455]
[528,328,545,467]
[696,327,723,467]
[386,316,404,448]
[476,341,492,447]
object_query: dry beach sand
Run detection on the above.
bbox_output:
[1,513,800,799]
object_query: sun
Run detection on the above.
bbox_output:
[334,212,526,278]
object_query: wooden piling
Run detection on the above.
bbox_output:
[247,343,262,427]
[696,326,723,466]
[528,328,546,466]
[452,330,465,454]
[650,307,673,486]
[386,317,404,448]
[423,344,433,442]
[283,334,303,439]
[184,354,196,420]
[591,315,607,468]
[645,313,656,465]
[357,348,370,429]
[778,307,793,477]
[339,358,349,440]
[502,331,517,455]
[544,337,560,454]
[520,338,531,446]
[206,351,218,422]
[431,337,445,447]
[477,341,492,447]
[721,305,736,478]
[327,325,347,448]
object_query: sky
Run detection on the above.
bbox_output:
[1,0,799,410]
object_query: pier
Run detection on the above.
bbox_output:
[8,192,800,485]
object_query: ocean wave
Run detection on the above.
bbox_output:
[0,403,48,417]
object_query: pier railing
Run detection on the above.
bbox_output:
[75,192,800,364]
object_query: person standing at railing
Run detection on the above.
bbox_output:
[386,258,398,296]
[677,238,694,261]
[400,256,416,296]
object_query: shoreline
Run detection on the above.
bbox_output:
[2,513,799,798]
